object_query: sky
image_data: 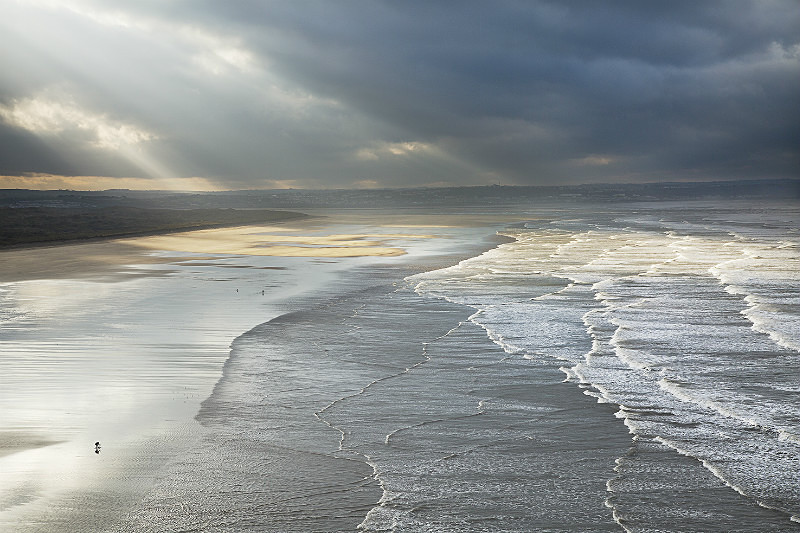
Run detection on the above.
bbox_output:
[0,1,798,191]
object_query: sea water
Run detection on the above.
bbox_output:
[404,200,799,531]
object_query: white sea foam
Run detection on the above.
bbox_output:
[409,204,800,525]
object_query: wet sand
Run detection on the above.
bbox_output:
[0,210,509,532]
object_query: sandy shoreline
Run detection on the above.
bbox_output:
[0,210,512,532]
[0,208,524,283]
[0,222,381,284]
[123,226,435,257]
[0,217,313,283]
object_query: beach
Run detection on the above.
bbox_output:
[1,202,798,532]
[0,209,512,531]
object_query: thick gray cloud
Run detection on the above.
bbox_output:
[0,0,798,189]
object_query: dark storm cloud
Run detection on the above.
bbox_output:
[0,0,798,189]
[230,1,800,182]
[0,123,76,175]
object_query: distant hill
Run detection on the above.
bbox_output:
[0,207,309,248]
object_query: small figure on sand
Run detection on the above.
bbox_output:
[95,441,101,454]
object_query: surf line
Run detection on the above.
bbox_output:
[313,320,468,450]
[313,293,469,526]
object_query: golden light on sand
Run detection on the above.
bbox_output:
[122,225,435,257]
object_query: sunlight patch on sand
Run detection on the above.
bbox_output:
[122,225,436,257]
[379,224,456,229]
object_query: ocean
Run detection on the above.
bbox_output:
[1,201,798,532]
[407,200,799,531]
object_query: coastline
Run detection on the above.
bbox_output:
[0,209,511,532]
[0,218,345,284]
[5,201,796,530]
[0,208,313,251]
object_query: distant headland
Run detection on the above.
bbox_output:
[1,179,797,248]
